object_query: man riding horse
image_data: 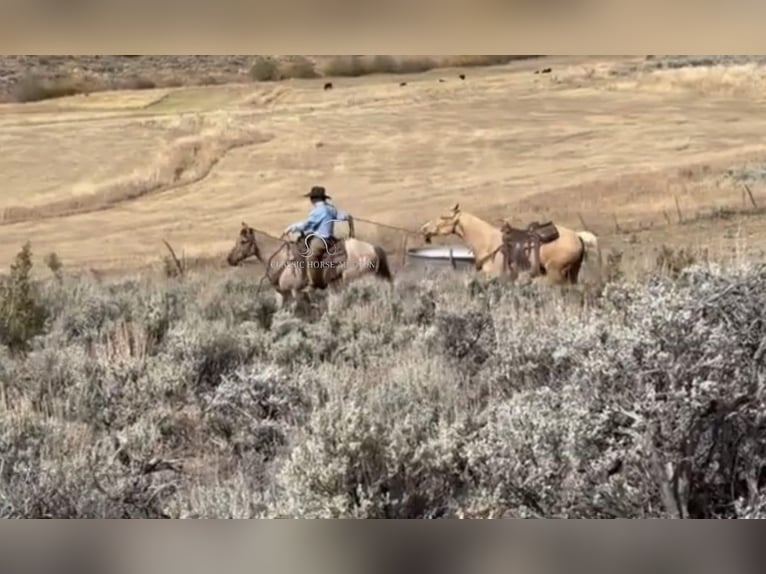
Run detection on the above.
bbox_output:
[283,186,355,289]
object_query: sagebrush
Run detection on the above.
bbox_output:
[0,246,764,518]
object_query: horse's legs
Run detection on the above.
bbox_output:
[277,290,292,310]
[329,273,346,293]
[543,265,566,286]
[561,247,585,285]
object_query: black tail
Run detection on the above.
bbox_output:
[567,236,587,284]
[373,246,393,281]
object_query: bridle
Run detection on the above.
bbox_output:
[425,212,502,272]
[425,213,462,243]
[249,230,293,296]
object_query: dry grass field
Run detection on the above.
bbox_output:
[3,54,766,275]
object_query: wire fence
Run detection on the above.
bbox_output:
[246,183,766,273]
[354,217,423,268]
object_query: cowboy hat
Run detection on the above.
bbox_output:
[304,185,331,201]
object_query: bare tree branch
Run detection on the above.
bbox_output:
[162,239,185,277]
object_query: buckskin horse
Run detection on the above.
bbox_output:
[226,222,393,308]
[419,204,601,285]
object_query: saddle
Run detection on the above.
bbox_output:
[317,236,348,267]
[291,234,349,287]
[525,220,559,244]
[499,220,559,278]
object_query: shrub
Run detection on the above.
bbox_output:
[250,56,319,81]
[396,57,439,74]
[274,353,471,518]
[43,252,63,282]
[12,75,89,103]
[2,256,766,518]
[321,56,370,78]
[250,57,281,81]
[113,76,157,91]
[368,55,400,74]
[442,55,535,68]
[321,56,439,77]
[0,243,48,354]
[604,249,625,283]
[654,244,703,278]
[279,57,319,79]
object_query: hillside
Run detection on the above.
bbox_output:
[2,55,766,276]
[0,55,542,102]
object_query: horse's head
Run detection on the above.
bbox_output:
[419,203,462,244]
[226,222,261,266]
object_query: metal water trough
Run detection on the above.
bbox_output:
[406,244,476,271]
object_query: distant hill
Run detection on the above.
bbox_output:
[0,55,545,103]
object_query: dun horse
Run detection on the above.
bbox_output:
[419,204,601,285]
[226,222,393,308]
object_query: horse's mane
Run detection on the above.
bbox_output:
[246,225,299,272]
[249,226,289,250]
[457,210,503,233]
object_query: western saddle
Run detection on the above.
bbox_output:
[498,220,559,279]
[292,234,349,289]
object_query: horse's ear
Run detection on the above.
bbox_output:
[451,203,460,213]
[241,221,247,228]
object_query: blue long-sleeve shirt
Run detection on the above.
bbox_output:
[288,201,350,239]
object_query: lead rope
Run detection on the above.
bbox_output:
[255,233,290,298]
[474,244,503,271]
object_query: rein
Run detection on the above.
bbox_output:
[459,219,506,271]
[255,232,294,297]
[474,245,503,271]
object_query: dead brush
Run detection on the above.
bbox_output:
[11,74,96,102]
[96,320,151,366]
[320,56,439,77]
[441,55,532,68]
[603,250,625,283]
[654,244,705,278]
[162,240,186,279]
[88,435,182,519]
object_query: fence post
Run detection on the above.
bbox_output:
[400,234,408,269]
[674,195,684,223]
[577,212,588,231]
[744,184,758,209]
